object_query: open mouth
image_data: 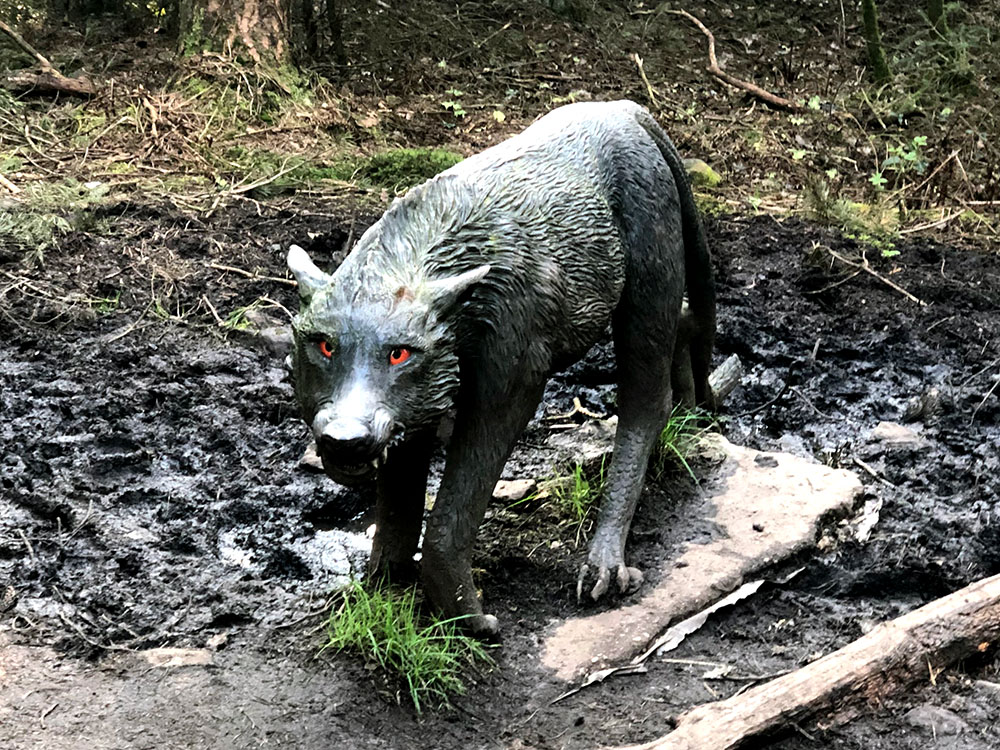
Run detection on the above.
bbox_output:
[320,447,389,486]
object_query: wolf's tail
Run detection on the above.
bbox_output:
[635,108,717,407]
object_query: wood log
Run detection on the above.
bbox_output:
[610,573,1000,750]
[708,354,742,404]
[1,71,97,98]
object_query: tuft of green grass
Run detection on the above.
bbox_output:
[323,580,493,714]
[653,406,709,481]
[552,461,604,526]
[92,291,121,315]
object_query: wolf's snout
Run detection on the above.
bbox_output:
[319,418,379,462]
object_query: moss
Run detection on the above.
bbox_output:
[683,158,722,188]
[356,148,464,191]
[693,193,728,218]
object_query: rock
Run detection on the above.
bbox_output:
[242,309,294,357]
[205,632,228,650]
[257,326,293,357]
[493,479,537,503]
[869,421,927,449]
[542,434,862,680]
[904,704,968,735]
[545,417,617,468]
[683,158,722,188]
[775,434,815,461]
[299,442,324,473]
[140,648,215,668]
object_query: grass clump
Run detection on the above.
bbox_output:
[653,406,709,480]
[552,461,604,526]
[323,580,493,714]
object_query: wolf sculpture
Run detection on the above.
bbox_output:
[287,100,715,635]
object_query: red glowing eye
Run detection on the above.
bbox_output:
[389,347,411,366]
[318,340,334,358]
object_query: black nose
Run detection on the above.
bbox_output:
[320,419,378,463]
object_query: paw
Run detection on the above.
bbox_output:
[576,561,643,602]
[468,613,500,639]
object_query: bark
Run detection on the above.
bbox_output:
[610,573,1000,750]
[178,0,292,65]
[861,0,892,84]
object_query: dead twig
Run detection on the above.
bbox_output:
[736,381,789,418]
[207,262,296,287]
[0,171,21,194]
[898,210,965,235]
[57,612,131,652]
[16,528,38,567]
[545,396,607,422]
[826,248,927,306]
[632,53,659,109]
[906,149,960,198]
[970,373,1000,425]
[853,456,894,486]
[669,10,806,113]
[202,294,225,326]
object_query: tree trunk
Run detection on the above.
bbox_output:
[324,0,346,69]
[178,0,292,65]
[860,0,892,84]
[927,0,948,32]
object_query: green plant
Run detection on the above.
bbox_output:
[653,407,709,481]
[92,291,121,315]
[878,135,929,188]
[553,462,602,522]
[441,88,467,118]
[0,209,71,257]
[323,581,493,714]
[803,179,900,258]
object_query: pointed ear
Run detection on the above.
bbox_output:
[424,264,490,312]
[287,245,331,302]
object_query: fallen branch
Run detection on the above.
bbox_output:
[898,210,965,235]
[0,21,97,98]
[1,70,97,97]
[827,248,927,306]
[608,573,1000,750]
[905,149,960,198]
[669,10,806,113]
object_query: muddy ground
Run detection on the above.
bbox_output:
[1,200,998,748]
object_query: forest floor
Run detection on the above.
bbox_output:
[2,1,999,748]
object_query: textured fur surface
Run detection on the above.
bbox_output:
[288,100,715,634]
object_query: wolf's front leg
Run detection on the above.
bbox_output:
[421,377,545,637]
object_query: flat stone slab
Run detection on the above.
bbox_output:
[541,434,863,681]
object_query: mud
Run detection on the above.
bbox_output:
[2,203,999,749]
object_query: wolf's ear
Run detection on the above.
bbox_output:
[287,245,332,303]
[424,264,490,313]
